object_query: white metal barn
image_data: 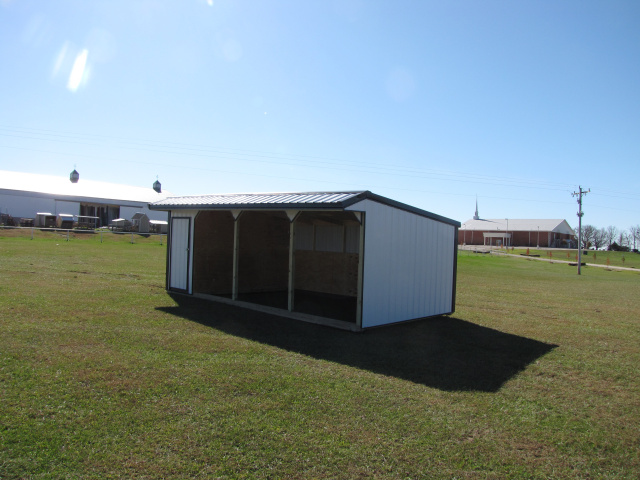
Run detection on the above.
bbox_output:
[0,170,170,227]
[149,191,460,331]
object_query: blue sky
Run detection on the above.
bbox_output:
[1,0,638,230]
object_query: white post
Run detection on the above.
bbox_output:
[505,218,509,246]
[288,220,296,312]
[31,228,34,240]
[356,213,366,329]
[232,216,240,301]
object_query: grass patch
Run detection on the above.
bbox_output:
[1,233,639,478]
[495,246,640,269]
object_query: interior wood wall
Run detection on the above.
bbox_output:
[237,211,290,294]
[192,211,234,295]
[294,250,359,297]
[192,209,360,300]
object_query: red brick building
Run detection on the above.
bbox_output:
[459,218,576,248]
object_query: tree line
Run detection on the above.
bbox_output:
[576,225,640,252]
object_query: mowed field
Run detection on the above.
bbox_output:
[1,230,639,479]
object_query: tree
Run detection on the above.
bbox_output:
[618,231,630,249]
[610,242,630,252]
[592,228,606,250]
[604,225,618,249]
[580,224,597,249]
[630,225,640,251]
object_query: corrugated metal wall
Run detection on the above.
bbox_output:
[0,193,56,218]
[54,200,80,215]
[169,212,198,293]
[294,223,360,253]
[347,200,455,328]
[295,224,315,250]
[314,225,343,252]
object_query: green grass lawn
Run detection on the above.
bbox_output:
[496,246,640,269]
[1,232,639,478]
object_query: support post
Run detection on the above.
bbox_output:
[572,186,590,275]
[286,210,300,312]
[232,211,243,300]
[355,212,366,329]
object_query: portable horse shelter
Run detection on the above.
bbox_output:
[56,213,75,229]
[150,191,459,331]
[35,212,56,228]
[131,212,150,233]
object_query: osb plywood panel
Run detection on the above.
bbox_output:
[238,211,290,293]
[193,211,234,295]
[294,250,358,297]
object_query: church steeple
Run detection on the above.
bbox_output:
[473,197,479,220]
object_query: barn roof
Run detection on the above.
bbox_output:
[0,170,171,205]
[149,190,460,227]
[460,218,575,235]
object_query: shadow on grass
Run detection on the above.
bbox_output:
[158,295,557,392]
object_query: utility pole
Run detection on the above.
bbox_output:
[572,186,590,275]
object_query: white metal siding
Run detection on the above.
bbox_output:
[0,193,56,219]
[54,200,80,215]
[347,200,455,328]
[122,205,168,222]
[0,190,169,223]
[294,224,314,250]
[315,225,344,252]
[294,224,360,253]
[345,224,359,253]
[169,217,191,291]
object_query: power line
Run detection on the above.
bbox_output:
[0,124,585,192]
[0,124,576,187]
[2,125,637,201]
[0,124,637,223]
[0,144,606,211]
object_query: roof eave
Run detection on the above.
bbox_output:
[148,202,354,211]
[357,191,460,227]
[149,190,461,227]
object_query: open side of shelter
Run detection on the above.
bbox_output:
[150,191,460,331]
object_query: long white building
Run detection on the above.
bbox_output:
[0,170,170,227]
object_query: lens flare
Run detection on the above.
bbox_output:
[52,41,69,78]
[67,49,88,92]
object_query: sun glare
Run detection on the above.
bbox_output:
[67,49,88,92]
[52,42,69,78]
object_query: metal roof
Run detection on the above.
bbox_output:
[150,190,460,227]
[460,218,575,235]
[0,170,172,205]
[151,191,364,208]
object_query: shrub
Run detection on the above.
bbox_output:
[609,242,630,252]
